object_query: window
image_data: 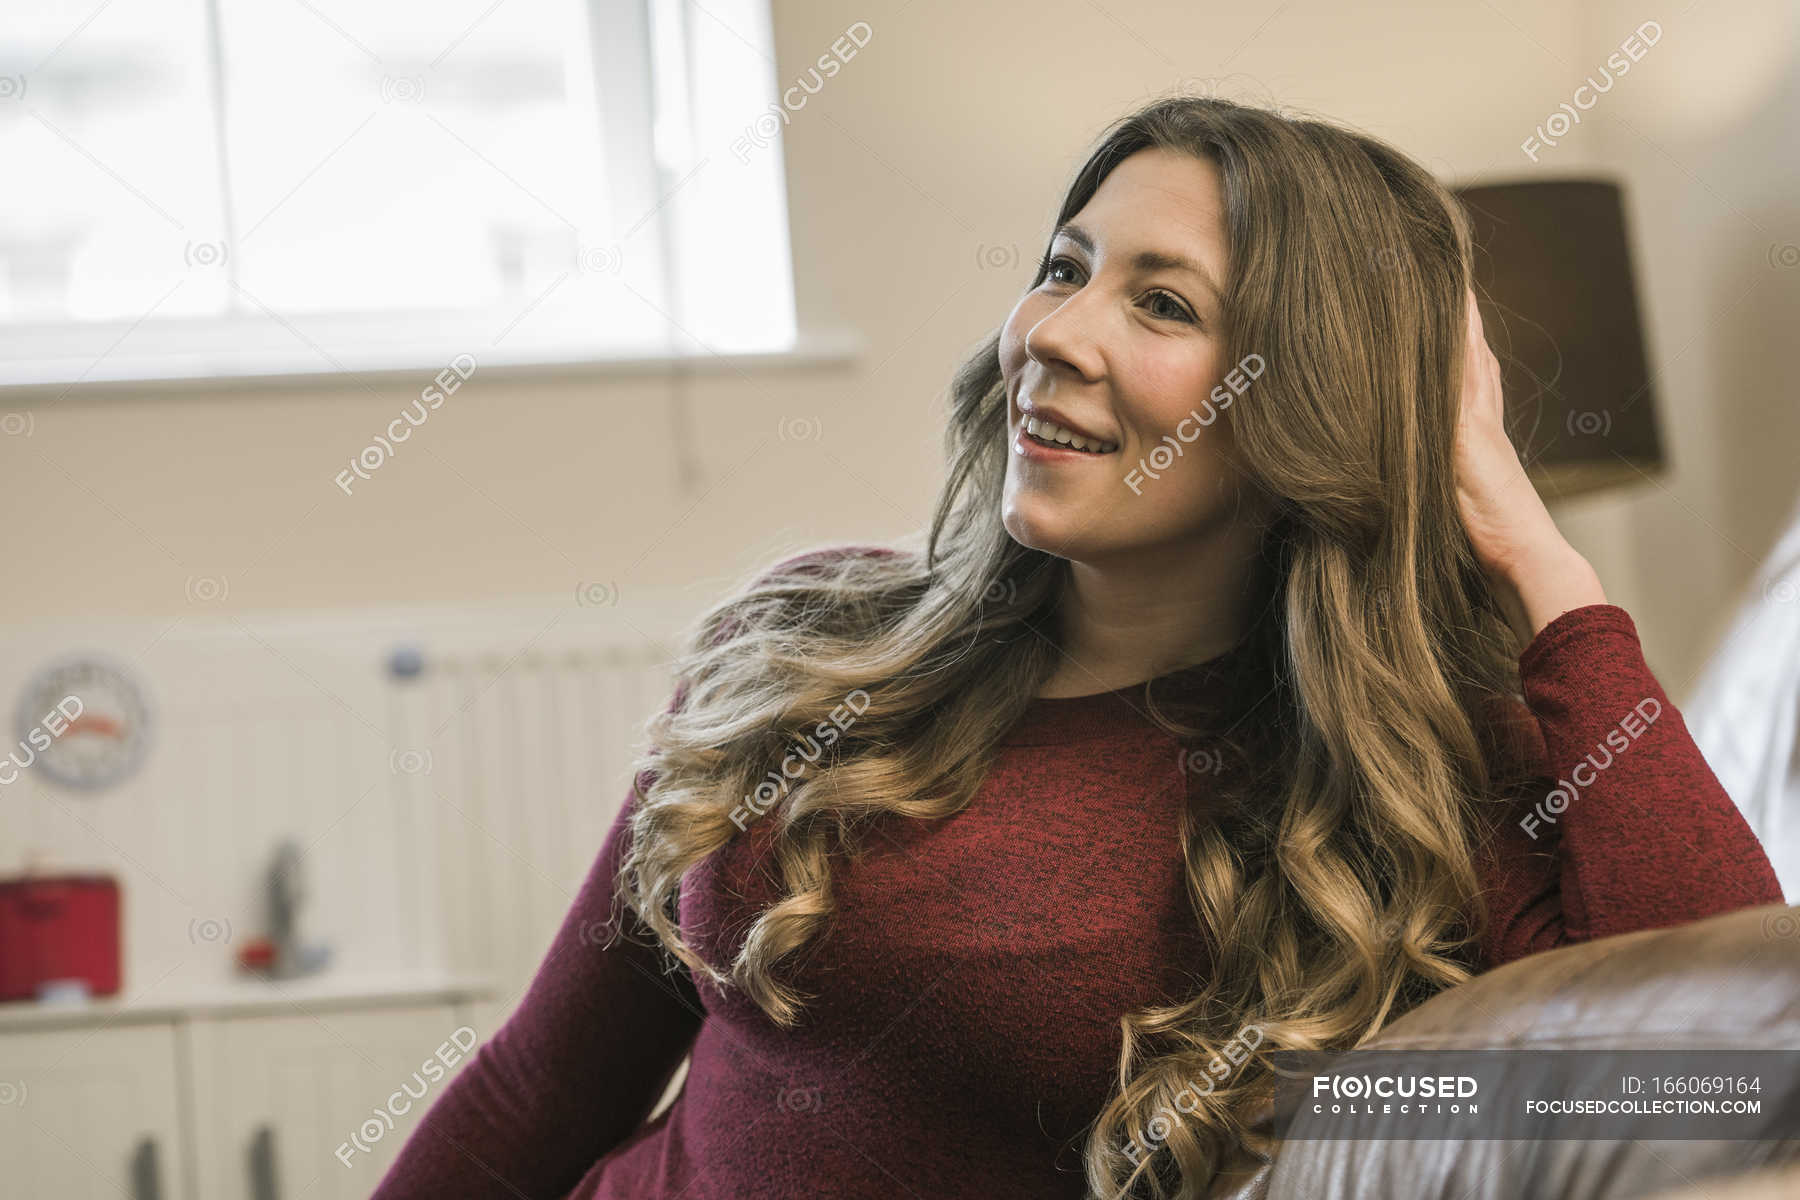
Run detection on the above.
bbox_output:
[0,0,796,385]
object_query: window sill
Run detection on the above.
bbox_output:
[0,326,866,397]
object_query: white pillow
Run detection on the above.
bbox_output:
[1686,486,1800,900]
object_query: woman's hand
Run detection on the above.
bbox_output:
[1452,286,1608,644]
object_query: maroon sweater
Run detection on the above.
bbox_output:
[371,592,1784,1199]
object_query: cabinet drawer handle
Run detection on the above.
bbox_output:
[250,1123,280,1200]
[129,1136,161,1200]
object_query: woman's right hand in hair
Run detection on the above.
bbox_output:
[1450,286,1606,641]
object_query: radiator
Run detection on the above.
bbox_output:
[390,640,678,991]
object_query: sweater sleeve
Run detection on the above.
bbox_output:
[371,544,896,1196]
[370,708,705,1198]
[1474,603,1786,971]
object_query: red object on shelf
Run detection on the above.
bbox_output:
[0,873,121,1002]
[237,935,277,972]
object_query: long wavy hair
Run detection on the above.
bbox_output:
[612,94,1542,1199]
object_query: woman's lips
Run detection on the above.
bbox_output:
[1012,422,1117,462]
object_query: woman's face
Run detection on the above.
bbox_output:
[999,146,1268,562]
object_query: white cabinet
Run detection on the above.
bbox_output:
[0,977,490,1200]
[0,1023,187,1199]
[188,1004,475,1200]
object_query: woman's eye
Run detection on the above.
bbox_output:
[1042,255,1079,285]
[1147,291,1196,323]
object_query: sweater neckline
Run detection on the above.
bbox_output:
[999,635,1262,746]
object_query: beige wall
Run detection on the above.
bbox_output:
[2,0,1794,697]
[1570,0,1800,692]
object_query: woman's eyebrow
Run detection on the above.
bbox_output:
[1054,221,1223,303]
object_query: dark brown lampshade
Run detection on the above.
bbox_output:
[1453,179,1667,498]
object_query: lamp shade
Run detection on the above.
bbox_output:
[1453,179,1666,498]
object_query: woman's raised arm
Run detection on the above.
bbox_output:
[1475,602,1786,970]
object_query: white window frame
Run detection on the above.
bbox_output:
[0,0,852,391]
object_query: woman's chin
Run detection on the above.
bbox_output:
[1001,498,1091,559]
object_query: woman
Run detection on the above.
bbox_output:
[373,96,1783,1200]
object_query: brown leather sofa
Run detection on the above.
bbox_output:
[1641,1160,1800,1199]
[1206,902,1800,1200]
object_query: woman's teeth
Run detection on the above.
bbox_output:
[1024,416,1118,454]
